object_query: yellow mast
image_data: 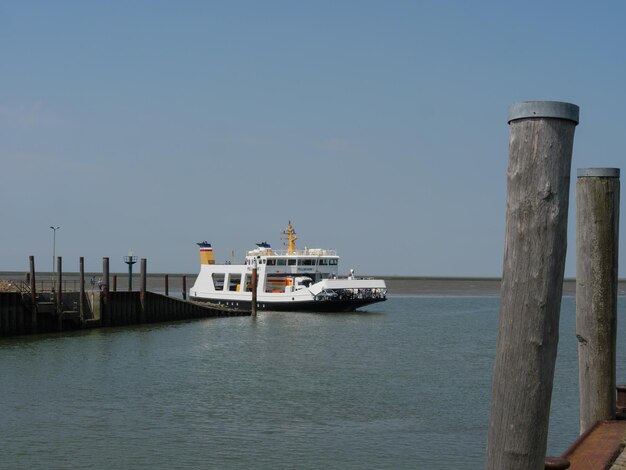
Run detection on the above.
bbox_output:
[283,221,298,254]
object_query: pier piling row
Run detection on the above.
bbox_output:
[0,257,249,337]
[487,102,626,468]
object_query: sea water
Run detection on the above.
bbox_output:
[1,294,625,469]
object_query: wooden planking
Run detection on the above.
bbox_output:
[0,293,28,336]
[104,291,248,326]
[563,420,626,469]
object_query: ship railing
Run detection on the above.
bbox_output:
[247,248,338,257]
[332,276,378,281]
[15,279,85,293]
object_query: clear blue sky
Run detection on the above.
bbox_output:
[1,1,624,276]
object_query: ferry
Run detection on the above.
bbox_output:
[189,222,387,312]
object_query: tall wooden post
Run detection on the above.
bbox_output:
[576,168,620,433]
[56,256,63,330]
[182,275,187,300]
[112,275,117,292]
[29,255,37,333]
[251,264,258,317]
[102,257,110,327]
[164,274,169,297]
[486,101,579,470]
[140,258,147,322]
[79,257,85,324]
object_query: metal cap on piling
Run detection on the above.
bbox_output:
[508,101,580,125]
[577,168,620,178]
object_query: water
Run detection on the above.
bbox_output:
[2,294,626,469]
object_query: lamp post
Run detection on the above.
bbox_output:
[123,249,138,291]
[50,226,60,291]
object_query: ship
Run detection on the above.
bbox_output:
[189,222,387,312]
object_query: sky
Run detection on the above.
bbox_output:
[1,1,625,277]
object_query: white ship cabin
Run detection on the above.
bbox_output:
[244,244,340,293]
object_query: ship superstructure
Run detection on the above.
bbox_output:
[189,222,386,312]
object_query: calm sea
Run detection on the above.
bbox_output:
[1,285,626,469]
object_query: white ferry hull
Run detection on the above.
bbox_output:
[190,278,387,313]
[190,296,385,312]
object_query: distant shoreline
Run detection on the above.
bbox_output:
[5,271,625,282]
[3,272,625,297]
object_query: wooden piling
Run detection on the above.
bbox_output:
[29,255,37,333]
[164,274,169,296]
[486,101,579,470]
[56,257,62,310]
[112,275,117,292]
[79,257,85,323]
[251,265,258,317]
[56,257,62,330]
[140,258,147,323]
[576,168,620,434]
[182,275,187,300]
[102,257,110,327]
[0,292,25,336]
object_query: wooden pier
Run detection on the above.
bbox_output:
[0,256,249,337]
[0,290,248,337]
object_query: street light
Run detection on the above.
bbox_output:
[50,226,60,291]
[124,249,138,291]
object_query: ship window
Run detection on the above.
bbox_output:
[298,259,316,266]
[287,259,296,266]
[243,274,252,292]
[319,259,328,266]
[276,259,287,266]
[228,274,241,291]
[267,259,276,266]
[212,273,225,291]
[329,259,338,265]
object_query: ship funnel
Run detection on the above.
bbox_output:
[197,241,215,265]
